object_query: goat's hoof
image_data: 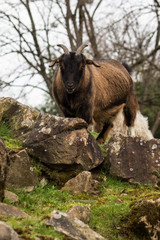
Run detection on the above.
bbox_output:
[127,127,132,136]
[97,138,104,144]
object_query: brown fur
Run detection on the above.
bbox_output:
[52,58,138,143]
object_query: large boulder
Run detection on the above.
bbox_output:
[22,115,103,170]
[127,198,160,240]
[0,137,8,202]
[104,134,160,185]
[0,97,103,171]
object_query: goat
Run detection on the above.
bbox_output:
[49,44,139,143]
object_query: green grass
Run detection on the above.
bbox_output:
[1,123,160,239]
[0,121,21,149]
[1,176,160,240]
[90,131,108,156]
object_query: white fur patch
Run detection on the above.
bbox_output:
[110,110,153,140]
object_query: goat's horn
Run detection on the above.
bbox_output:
[57,44,70,54]
[75,43,88,55]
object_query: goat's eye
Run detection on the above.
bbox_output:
[60,62,65,69]
[79,63,84,70]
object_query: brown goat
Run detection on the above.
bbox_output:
[50,44,138,143]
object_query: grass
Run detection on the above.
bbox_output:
[0,121,21,149]
[1,176,159,240]
[1,121,160,239]
[90,131,109,156]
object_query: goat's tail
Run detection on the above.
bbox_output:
[122,62,132,75]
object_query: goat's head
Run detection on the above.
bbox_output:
[50,44,100,94]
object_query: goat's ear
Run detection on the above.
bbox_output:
[49,56,61,67]
[85,58,100,67]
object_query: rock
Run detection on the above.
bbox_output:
[4,190,19,204]
[23,115,103,171]
[6,149,38,188]
[67,205,91,223]
[0,137,8,202]
[40,177,48,187]
[46,210,105,240]
[0,97,103,171]
[0,202,30,217]
[127,198,160,240]
[104,134,160,185]
[0,97,40,137]
[23,186,34,192]
[0,221,19,240]
[61,171,100,194]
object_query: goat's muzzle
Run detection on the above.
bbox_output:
[65,82,76,94]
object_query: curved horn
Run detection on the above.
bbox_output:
[75,43,88,55]
[57,44,70,54]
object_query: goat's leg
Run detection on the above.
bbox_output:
[96,122,113,144]
[127,126,135,136]
[123,91,138,136]
[77,104,93,125]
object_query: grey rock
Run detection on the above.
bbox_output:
[23,116,103,171]
[0,203,30,218]
[46,210,105,240]
[6,149,38,188]
[0,221,19,240]
[67,205,91,223]
[104,134,160,185]
[61,171,100,194]
[4,190,19,204]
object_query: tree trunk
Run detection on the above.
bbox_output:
[151,108,160,136]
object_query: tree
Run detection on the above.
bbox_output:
[0,0,103,100]
[0,0,57,99]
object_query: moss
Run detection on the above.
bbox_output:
[152,170,160,179]
[90,131,108,157]
[29,155,81,187]
[2,174,160,240]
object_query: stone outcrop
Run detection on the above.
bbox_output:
[0,97,103,172]
[0,221,19,240]
[6,149,38,188]
[61,171,100,194]
[0,137,8,202]
[0,97,40,138]
[46,210,105,240]
[0,203,30,217]
[104,134,160,185]
[127,198,160,240]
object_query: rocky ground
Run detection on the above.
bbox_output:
[0,97,160,240]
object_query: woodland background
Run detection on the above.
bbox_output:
[0,0,160,138]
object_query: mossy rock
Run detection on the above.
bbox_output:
[127,198,160,239]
